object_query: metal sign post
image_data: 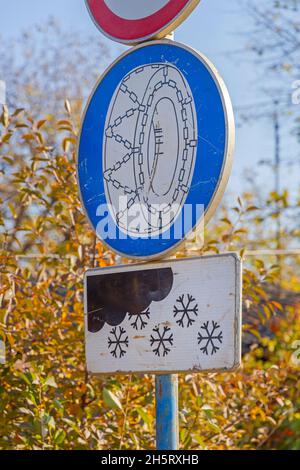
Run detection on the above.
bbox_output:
[156,31,179,450]
[156,374,179,450]
[81,0,240,451]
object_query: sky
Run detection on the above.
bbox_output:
[0,0,297,201]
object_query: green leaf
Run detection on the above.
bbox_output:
[18,407,34,416]
[103,388,123,412]
[207,419,221,434]
[44,376,57,388]
[19,372,33,386]
[54,429,66,445]
[46,415,56,430]
[137,407,151,428]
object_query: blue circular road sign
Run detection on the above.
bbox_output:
[77,40,235,260]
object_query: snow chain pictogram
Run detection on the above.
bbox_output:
[103,63,198,237]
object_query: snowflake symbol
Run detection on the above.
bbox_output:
[173,294,198,328]
[150,325,174,357]
[108,326,129,358]
[128,308,150,331]
[198,321,223,356]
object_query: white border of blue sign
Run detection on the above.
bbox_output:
[77,40,235,261]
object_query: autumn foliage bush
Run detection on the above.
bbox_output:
[0,104,300,450]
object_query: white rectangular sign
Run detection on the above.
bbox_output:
[85,254,242,375]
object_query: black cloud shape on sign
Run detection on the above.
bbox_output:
[87,268,174,333]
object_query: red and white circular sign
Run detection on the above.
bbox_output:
[85,0,200,44]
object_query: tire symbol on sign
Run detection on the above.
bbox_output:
[103,63,198,238]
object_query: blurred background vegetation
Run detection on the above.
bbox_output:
[0,0,300,450]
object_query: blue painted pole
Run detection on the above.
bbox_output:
[155,374,179,450]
